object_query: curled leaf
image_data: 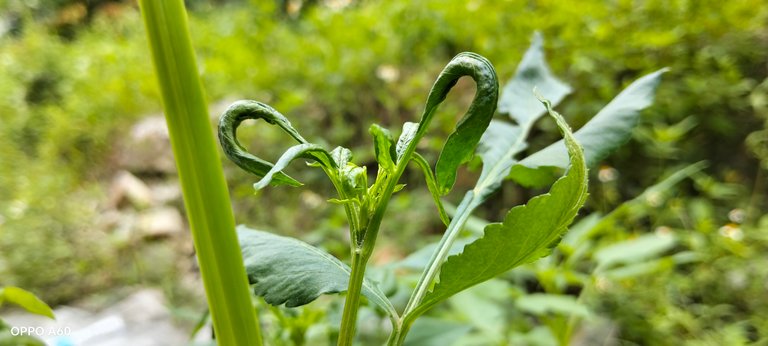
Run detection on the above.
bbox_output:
[218,100,309,187]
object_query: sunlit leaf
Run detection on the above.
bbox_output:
[0,287,54,319]
[409,97,588,319]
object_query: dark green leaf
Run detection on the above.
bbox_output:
[432,53,499,195]
[237,226,396,317]
[498,32,572,125]
[402,53,498,195]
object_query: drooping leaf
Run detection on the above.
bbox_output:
[237,226,397,317]
[218,100,310,187]
[402,52,498,195]
[432,54,499,195]
[253,143,336,190]
[517,68,668,172]
[408,97,588,319]
[498,32,572,125]
[0,287,54,319]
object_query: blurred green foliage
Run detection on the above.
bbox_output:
[1,0,766,344]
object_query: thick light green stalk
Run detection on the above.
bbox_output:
[138,1,262,345]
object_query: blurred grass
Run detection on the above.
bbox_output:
[0,0,767,343]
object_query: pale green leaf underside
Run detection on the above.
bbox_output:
[474,120,526,199]
[498,32,572,125]
[0,286,55,319]
[412,99,588,317]
[253,143,335,190]
[518,68,668,170]
[237,226,396,316]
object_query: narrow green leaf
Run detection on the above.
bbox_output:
[498,32,572,125]
[518,68,668,171]
[411,153,451,226]
[370,124,396,170]
[409,98,588,319]
[253,143,336,190]
[237,226,397,318]
[0,287,54,319]
[218,100,309,187]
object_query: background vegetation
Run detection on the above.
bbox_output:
[1,0,766,344]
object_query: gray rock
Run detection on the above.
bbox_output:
[137,207,184,238]
[115,116,175,174]
[108,171,153,209]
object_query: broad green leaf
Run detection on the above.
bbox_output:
[409,98,588,319]
[517,68,668,172]
[237,226,397,318]
[0,287,54,319]
[218,100,309,187]
[516,293,592,318]
[253,143,336,190]
[498,32,572,125]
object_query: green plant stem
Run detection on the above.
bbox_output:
[403,191,477,316]
[138,1,262,344]
[338,247,370,346]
